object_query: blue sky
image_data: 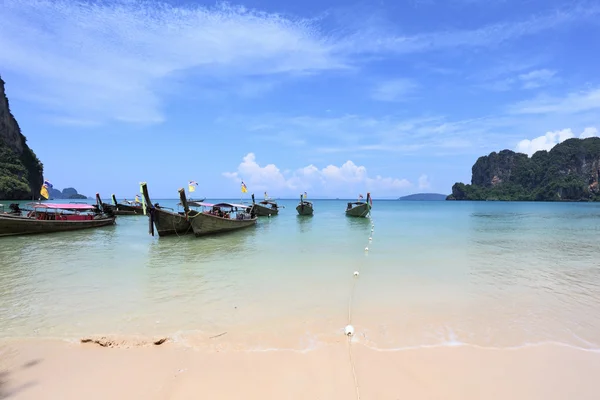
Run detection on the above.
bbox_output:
[1,0,600,198]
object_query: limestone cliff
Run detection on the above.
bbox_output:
[448,137,600,201]
[0,76,44,200]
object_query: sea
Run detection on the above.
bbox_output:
[1,199,599,352]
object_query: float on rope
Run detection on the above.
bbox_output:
[345,325,355,336]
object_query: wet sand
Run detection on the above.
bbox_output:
[1,339,598,399]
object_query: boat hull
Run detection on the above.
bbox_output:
[150,208,195,237]
[296,202,313,216]
[345,203,371,218]
[104,203,144,215]
[189,212,257,237]
[0,214,116,237]
[254,204,278,216]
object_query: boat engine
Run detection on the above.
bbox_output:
[9,203,22,215]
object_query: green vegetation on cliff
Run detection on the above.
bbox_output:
[448,137,600,201]
[0,76,44,200]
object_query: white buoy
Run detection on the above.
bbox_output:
[353,271,359,277]
[369,237,372,241]
[345,325,355,336]
[365,247,369,252]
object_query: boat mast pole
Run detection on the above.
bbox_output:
[178,188,190,218]
[95,193,103,213]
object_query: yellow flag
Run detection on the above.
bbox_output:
[135,195,141,203]
[241,181,248,193]
[188,185,196,193]
[40,185,49,199]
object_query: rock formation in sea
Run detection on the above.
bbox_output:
[49,187,88,199]
[0,76,44,200]
[447,137,600,201]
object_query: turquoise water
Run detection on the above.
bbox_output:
[1,200,599,351]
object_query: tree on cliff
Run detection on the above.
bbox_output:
[447,137,600,201]
[0,76,44,200]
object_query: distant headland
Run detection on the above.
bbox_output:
[447,137,600,201]
[398,193,448,201]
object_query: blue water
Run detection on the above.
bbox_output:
[1,200,599,351]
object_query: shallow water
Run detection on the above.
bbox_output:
[1,199,600,351]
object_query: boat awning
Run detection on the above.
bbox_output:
[212,202,246,208]
[228,203,250,208]
[186,201,214,208]
[27,203,96,210]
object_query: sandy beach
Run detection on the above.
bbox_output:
[1,338,599,399]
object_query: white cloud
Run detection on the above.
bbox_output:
[508,88,600,115]
[1,0,598,125]
[341,4,600,55]
[371,79,417,102]
[0,0,343,124]
[515,126,599,156]
[418,174,431,190]
[223,153,412,196]
[518,69,556,89]
[580,127,599,139]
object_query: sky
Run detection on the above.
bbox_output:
[1,0,600,199]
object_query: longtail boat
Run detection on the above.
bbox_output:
[103,194,144,216]
[0,194,115,237]
[345,193,372,218]
[251,193,280,216]
[141,183,198,237]
[296,194,313,216]
[179,191,257,237]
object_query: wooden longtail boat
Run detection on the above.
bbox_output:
[141,183,198,237]
[345,192,372,218]
[0,194,115,237]
[251,193,280,216]
[296,194,314,216]
[103,194,144,216]
[179,191,257,237]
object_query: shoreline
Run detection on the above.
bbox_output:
[1,338,599,399]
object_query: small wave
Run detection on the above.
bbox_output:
[357,338,600,353]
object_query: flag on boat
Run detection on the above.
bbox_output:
[359,194,364,200]
[264,191,268,199]
[303,191,307,199]
[135,195,141,203]
[40,179,52,199]
[241,181,248,193]
[188,180,198,192]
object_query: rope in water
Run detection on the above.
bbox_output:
[346,210,373,400]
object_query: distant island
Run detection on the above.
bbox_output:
[48,187,88,200]
[447,137,600,201]
[398,193,448,201]
[0,76,44,200]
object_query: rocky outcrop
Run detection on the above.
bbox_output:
[0,76,44,200]
[448,137,600,201]
[49,187,88,199]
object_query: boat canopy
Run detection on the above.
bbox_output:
[186,201,215,208]
[228,203,250,209]
[212,202,250,209]
[27,203,96,210]
[260,200,277,205]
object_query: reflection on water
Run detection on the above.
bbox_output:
[296,215,313,233]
